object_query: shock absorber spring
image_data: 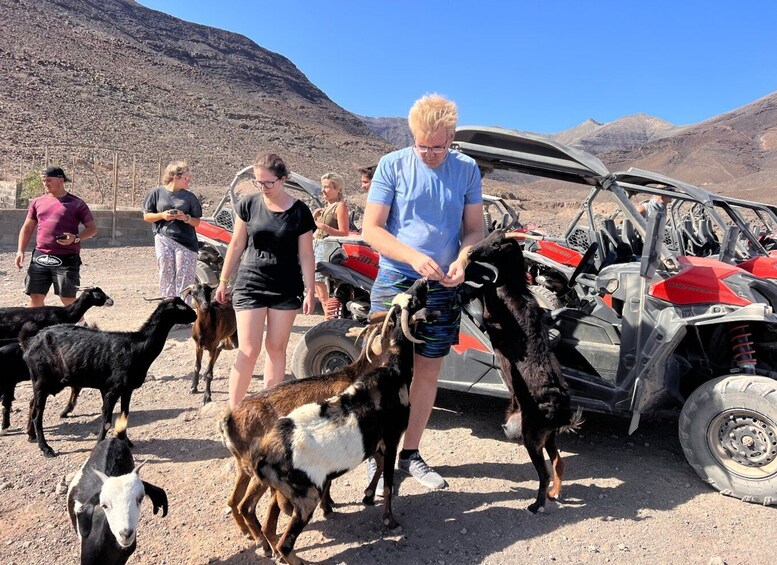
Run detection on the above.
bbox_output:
[729,324,756,374]
[324,297,341,320]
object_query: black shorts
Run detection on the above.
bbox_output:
[24,251,81,298]
[231,291,302,311]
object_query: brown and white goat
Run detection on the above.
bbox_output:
[467,230,581,513]
[218,310,402,557]
[182,283,238,404]
[250,279,428,564]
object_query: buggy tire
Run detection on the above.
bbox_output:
[528,285,562,310]
[196,261,219,286]
[679,375,777,505]
[291,319,362,379]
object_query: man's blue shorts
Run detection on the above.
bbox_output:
[370,268,461,359]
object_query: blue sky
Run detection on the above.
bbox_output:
[140,0,777,134]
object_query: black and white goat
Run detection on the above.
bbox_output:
[219,311,397,556]
[22,297,197,457]
[250,279,428,564]
[0,288,114,433]
[67,414,168,565]
[181,283,238,404]
[467,229,581,513]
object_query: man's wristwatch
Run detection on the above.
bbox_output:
[74,236,81,243]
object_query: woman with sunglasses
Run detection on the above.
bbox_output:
[215,153,316,407]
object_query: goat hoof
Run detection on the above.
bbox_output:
[202,396,211,405]
[27,435,36,443]
[0,427,8,436]
[41,446,57,458]
[190,387,199,394]
[526,503,544,514]
[383,518,402,532]
[362,494,376,506]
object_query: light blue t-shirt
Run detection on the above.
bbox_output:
[368,146,483,277]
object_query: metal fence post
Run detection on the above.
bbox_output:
[112,151,119,240]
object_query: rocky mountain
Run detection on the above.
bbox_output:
[361,112,680,157]
[359,116,414,149]
[0,0,392,202]
[552,114,681,154]
[602,92,777,202]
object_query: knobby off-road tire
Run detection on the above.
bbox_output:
[291,319,362,379]
[195,260,219,286]
[528,285,562,310]
[679,375,777,505]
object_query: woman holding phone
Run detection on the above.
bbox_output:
[143,161,202,304]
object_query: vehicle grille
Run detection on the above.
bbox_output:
[567,227,591,253]
[215,209,234,232]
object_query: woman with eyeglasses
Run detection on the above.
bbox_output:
[312,172,350,314]
[142,161,202,305]
[215,153,316,407]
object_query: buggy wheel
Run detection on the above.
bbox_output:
[679,375,777,505]
[291,319,362,379]
[195,260,219,286]
[528,285,561,310]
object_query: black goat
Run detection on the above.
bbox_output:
[181,283,238,404]
[0,288,114,432]
[21,297,197,457]
[0,342,29,433]
[68,414,168,565]
[467,230,581,513]
[0,286,114,342]
[252,279,428,564]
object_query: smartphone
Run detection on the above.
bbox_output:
[56,234,68,241]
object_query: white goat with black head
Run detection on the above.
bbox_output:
[67,414,168,565]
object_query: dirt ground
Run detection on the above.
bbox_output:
[0,244,775,565]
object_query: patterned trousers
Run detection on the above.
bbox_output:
[154,234,197,305]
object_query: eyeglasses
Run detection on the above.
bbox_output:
[414,142,448,155]
[252,178,279,190]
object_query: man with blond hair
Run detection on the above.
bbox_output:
[362,94,483,490]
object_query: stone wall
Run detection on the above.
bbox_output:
[0,181,18,208]
[0,209,154,250]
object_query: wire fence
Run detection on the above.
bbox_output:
[0,144,239,211]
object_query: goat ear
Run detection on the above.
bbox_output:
[93,469,110,484]
[76,493,100,538]
[142,481,169,517]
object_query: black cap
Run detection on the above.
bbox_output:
[43,166,71,182]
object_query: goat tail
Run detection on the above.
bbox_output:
[558,407,584,435]
[114,413,129,440]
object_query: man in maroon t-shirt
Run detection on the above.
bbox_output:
[15,166,97,306]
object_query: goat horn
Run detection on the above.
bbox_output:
[505,231,544,241]
[380,306,394,340]
[133,460,148,474]
[401,307,424,344]
[180,285,195,299]
[143,296,166,302]
[365,325,381,362]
